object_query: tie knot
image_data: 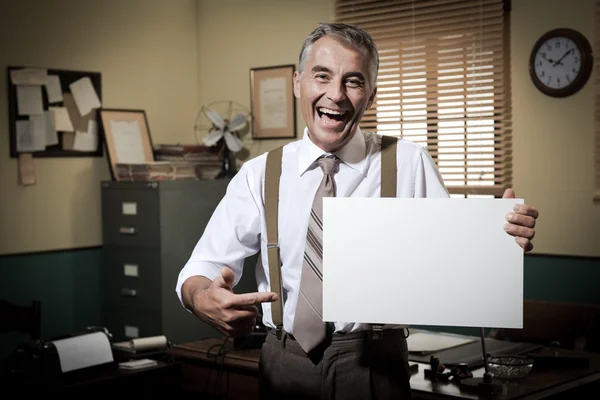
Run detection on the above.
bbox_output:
[317,156,339,176]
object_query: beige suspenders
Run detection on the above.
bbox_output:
[264,135,398,337]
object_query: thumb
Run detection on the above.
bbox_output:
[502,188,515,199]
[214,266,235,290]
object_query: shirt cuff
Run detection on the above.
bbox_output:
[175,261,223,310]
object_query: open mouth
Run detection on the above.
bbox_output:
[317,107,347,124]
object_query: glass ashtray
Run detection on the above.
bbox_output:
[488,355,534,379]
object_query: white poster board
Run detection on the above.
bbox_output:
[322,198,524,329]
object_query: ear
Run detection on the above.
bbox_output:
[293,71,301,98]
[366,87,377,109]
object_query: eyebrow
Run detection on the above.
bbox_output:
[310,65,366,82]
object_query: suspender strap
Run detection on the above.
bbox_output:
[373,135,397,338]
[265,146,284,335]
[380,135,397,197]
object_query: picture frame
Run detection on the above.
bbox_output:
[98,108,155,180]
[249,64,297,139]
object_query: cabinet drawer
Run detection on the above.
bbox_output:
[103,306,162,342]
[103,247,161,311]
[102,187,160,247]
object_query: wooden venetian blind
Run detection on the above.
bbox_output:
[595,0,600,204]
[335,0,512,197]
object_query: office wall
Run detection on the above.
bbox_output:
[0,0,199,255]
[196,0,335,160]
[511,0,599,257]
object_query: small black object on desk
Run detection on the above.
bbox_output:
[458,327,503,395]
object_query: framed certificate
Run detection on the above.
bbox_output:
[250,64,296,139]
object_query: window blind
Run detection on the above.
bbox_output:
[595,0,600,204]
[335,0,512,197]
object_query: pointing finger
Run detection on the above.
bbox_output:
[236,291,279,306]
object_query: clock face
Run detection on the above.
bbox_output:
[533,36,581,90]
[529,28,593,97]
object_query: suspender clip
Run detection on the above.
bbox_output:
[275,325,283,340]
[372,324,384,340]
[267,243,279,249]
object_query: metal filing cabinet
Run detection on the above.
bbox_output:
[100,179,258,344]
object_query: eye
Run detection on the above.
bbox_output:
[346,79,364,88]
[315,73,330,81]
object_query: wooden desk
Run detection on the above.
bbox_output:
[169,337,600,400]
[168,338,261,399]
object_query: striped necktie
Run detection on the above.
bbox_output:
[293,155,340,353]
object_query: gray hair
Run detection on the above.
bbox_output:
[298,22,379,90]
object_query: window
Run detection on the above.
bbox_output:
[335,0,512,198]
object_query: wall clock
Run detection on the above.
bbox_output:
[529,28,593,97]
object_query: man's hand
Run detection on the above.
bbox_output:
[502,188,539,252]
[185,267,278,337]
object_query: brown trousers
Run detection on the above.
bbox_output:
[258,329,413,400]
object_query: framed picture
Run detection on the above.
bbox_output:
[250,64,297,139]
[99,108,155,180]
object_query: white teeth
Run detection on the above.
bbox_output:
[318,107,346,116]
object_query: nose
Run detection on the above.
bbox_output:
[326,80,347,103]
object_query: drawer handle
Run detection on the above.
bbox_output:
[119,226,137,235]
[121,288,138,297]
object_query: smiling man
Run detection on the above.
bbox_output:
[176,23,539,400]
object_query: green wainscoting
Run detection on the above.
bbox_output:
[1,250,599,363]
[0,247,103,363]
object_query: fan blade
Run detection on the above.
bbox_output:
[227,113,247,132]
[203,108,225,130]
[203,129,224,147]
[224,132,244,152]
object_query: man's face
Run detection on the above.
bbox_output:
[294,36,377,153]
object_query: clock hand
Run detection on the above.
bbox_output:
[553,48,574,66]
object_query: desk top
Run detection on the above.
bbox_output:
[169,337,260,373]
[170,336,600,399]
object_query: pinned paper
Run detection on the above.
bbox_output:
[62,132,75,150]
[69,77,101,116]
[44,111,59,145]
[17,85,44,116]
[16,120,45,152]
[45,74,63,103]
[63,92,96,133]
[73,120,99,151]
[10,68,47,85]
[49,106,74,132]
[18,153,36,186]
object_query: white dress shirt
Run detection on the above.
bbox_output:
[176,127,450,334]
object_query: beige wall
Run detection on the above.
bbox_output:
[511,0,599,257]
[196,0,335,160]
[1,0,597,258]
[0,0,199,255]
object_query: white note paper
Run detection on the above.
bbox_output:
[322,197,524,329]
[17,85,44,115]
[69,77,101,116]
[49,106,74,132]
[10,68,47,85]
[45,74,63,103]
[73,120,98,151]
[51,331,113,373]
[16,120,45,152]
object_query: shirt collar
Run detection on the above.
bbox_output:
[297,127,367,176]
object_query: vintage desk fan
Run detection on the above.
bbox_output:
[193,100,251,179]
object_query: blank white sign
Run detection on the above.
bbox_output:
[322,197,524,329]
